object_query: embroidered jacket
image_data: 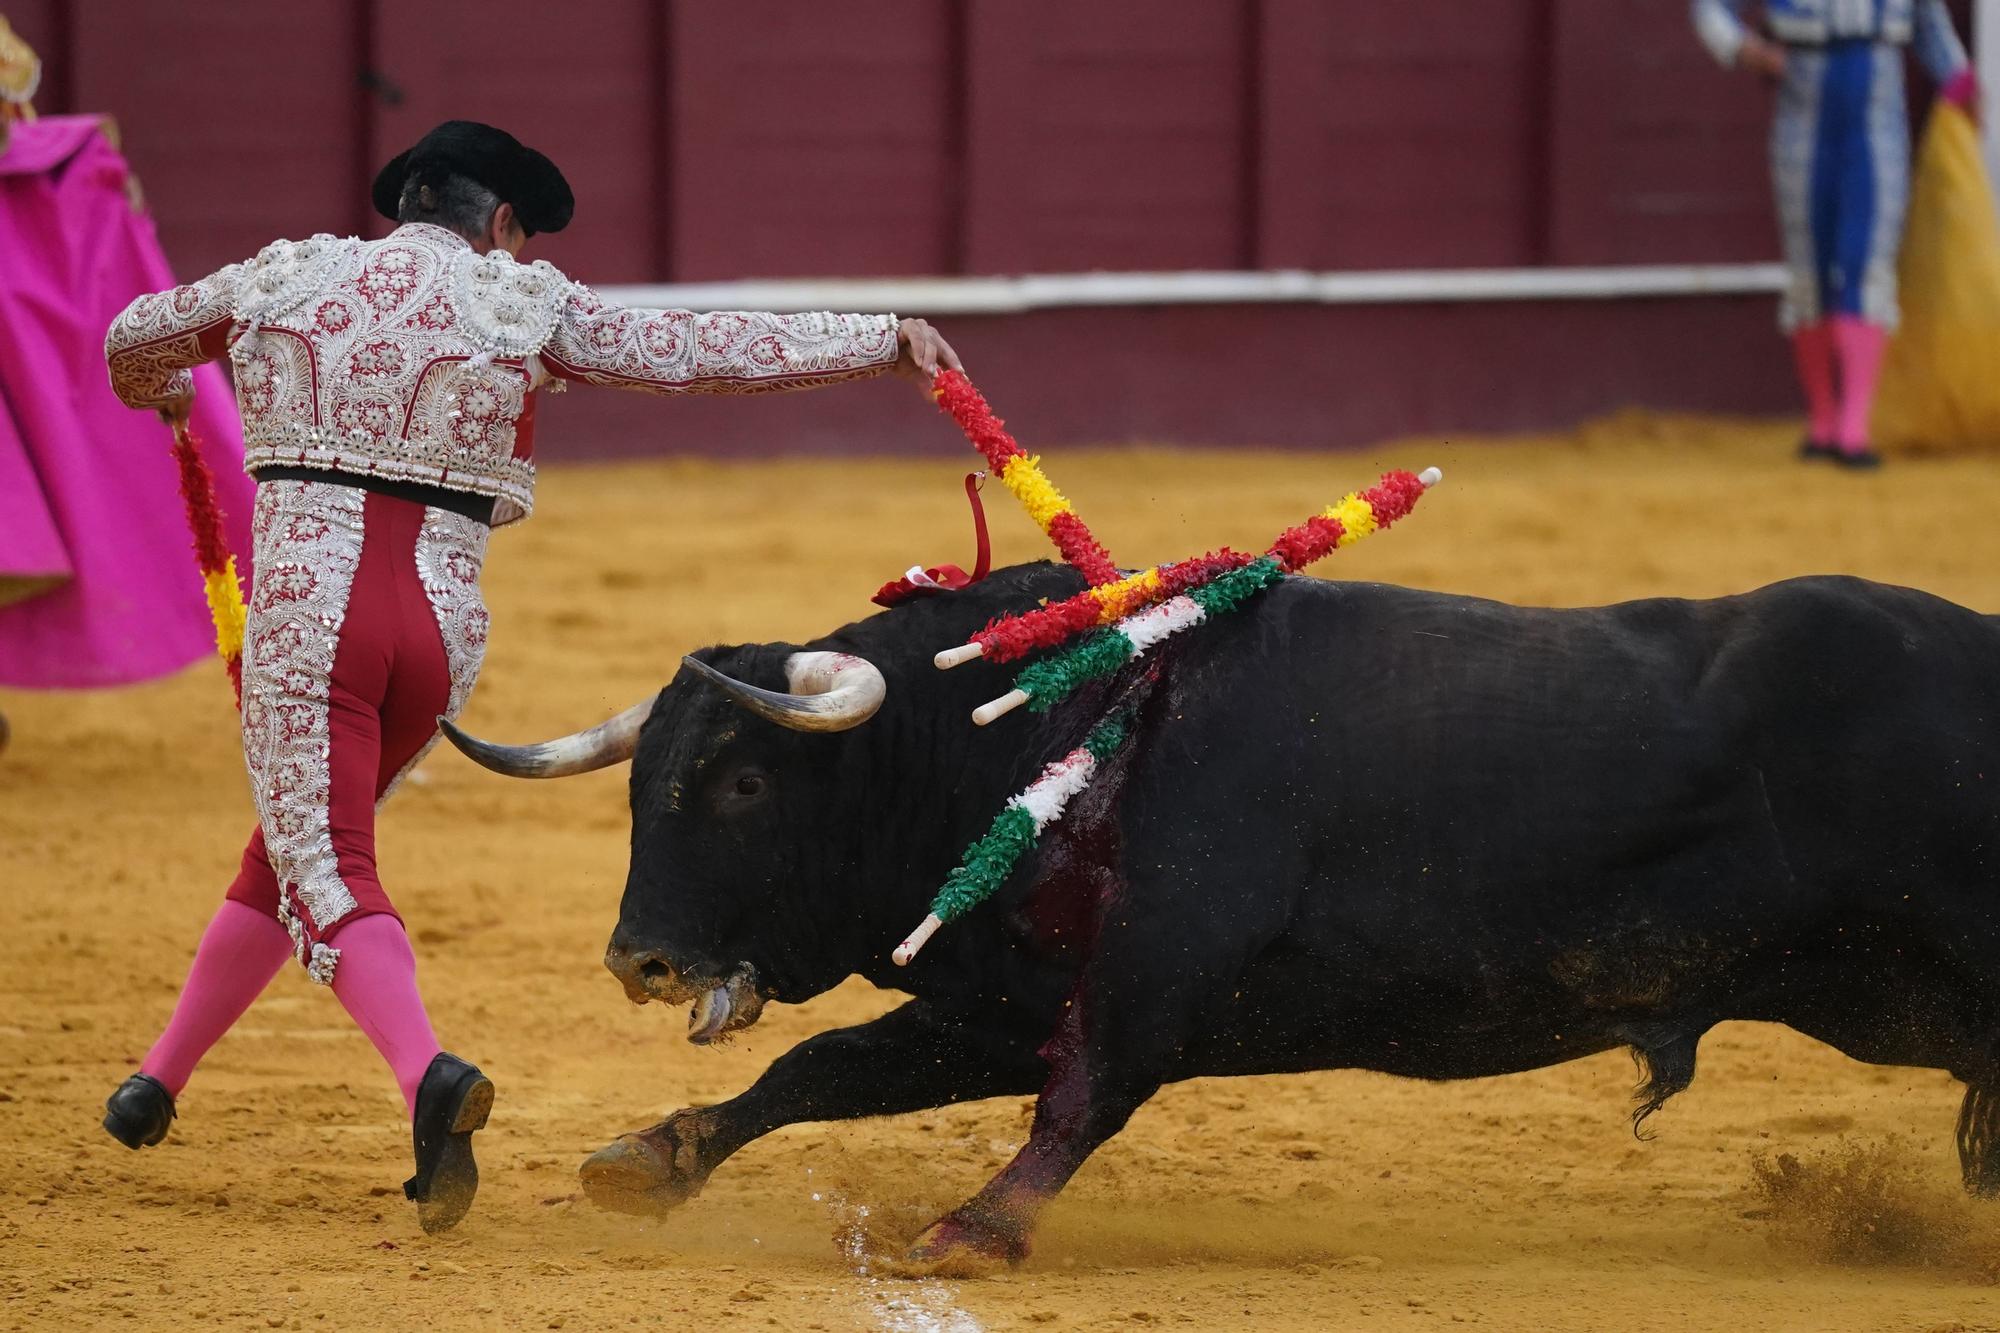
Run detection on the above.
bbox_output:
[104,222,901,524]
[1693,0,1967,79]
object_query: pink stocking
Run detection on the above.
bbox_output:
[1830,315,1889,454]
[140,899,293,1098]
[328,914,443,1118]
[1790,321,1839,445]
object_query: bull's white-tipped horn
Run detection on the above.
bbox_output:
[972,689,1030,726]
[934,642,985,670]
[1419,466,1442,487]
[684,650,886,733]
[439,697,655,779]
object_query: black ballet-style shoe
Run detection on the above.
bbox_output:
[403,1052,494,1234]
[1798,437,1839,461]
[1835,447,1884,470]
[102,1073,176,1149]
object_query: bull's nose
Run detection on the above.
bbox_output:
[604,942,680,1005]
[603,940,643,984]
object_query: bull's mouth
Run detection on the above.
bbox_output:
[684,967,765,1045]
[612,951,768,1044]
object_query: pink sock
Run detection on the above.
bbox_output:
[328,914,443,1118]
[1790,321,1839,444]
[1830,315,1888,453]
[140,899,293,1098]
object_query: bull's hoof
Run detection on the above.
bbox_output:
[579,1108,716,1215]
[907,1208,1031,1269]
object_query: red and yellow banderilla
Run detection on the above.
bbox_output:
[930,369,1120,587]
[168,417,248,702]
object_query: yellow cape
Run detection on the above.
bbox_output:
[1873,102,2000,454]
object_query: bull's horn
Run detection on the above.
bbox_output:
[683,650,885,733]
[438,697,654,778]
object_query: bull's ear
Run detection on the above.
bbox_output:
[681,651,885,733]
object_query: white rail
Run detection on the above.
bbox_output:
[600,263,1787,317]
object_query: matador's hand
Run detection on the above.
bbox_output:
[1737,33,1786,81]
[155,392,194,426]
[895,317,964,387]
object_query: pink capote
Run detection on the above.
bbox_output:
[0,115,253,688]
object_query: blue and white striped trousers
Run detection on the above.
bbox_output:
[1770,40,1912,330]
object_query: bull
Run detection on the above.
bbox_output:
[444,563,2000,1263]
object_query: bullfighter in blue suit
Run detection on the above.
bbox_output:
[1693,0,1976,467]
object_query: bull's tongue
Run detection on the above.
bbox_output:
[687,986,733,1044]
[686,968,764,1045]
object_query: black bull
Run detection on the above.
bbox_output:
[446,563,2000,1262]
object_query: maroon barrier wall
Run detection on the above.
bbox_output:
[7,0,1792,279]
[544,296,1794,458]
[6,0,1962,449]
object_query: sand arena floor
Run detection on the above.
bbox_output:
[7,417,2000,1331]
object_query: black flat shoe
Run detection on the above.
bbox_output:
[103,1073,175,1149]
[1835,448,1884,470]
[1798,437,1839,461]
[403,1053,493,1234]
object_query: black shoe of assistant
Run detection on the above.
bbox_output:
[1835,448,1884,470]
[103,1073,176,1149]
[1798,437,1839,461]
[403,1053,494,1234]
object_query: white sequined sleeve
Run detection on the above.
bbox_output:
[1690,0,1748,67]
[103,261,246,410]
[541,285,899,396]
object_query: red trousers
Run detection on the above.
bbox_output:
[227,481,488,982]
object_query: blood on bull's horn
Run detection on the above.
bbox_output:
[438,698,655,778]
[681,650,887,733]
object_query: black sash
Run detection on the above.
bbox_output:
[252,466,495,526]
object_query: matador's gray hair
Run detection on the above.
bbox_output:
[396,173,503,244]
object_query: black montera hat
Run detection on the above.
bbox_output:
[371,120,574,236]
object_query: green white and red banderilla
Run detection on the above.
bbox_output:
[893,707,1136,967]
[930,369,1120,586]
[965,466,1442,725]
[936,466,1442,675]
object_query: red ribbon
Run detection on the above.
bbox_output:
[871,472,994,607]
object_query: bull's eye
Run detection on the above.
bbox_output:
[714,767,771,814]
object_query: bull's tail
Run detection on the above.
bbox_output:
[1619,1023,1703,1139]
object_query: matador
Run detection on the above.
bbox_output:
[98,120,960,1232]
